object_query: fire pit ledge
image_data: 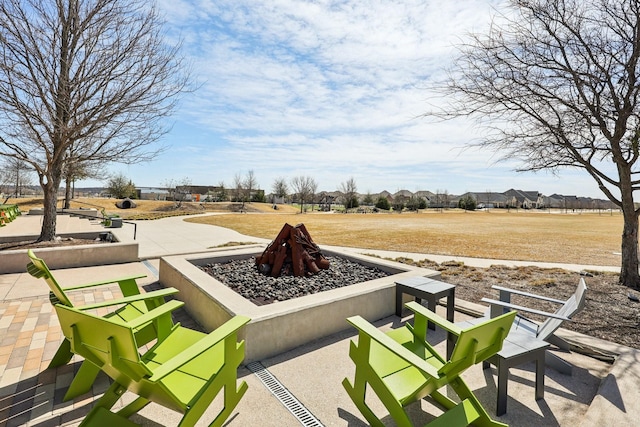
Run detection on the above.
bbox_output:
[158,246,441,362]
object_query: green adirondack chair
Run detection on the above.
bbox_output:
[26,249,179,400]
[54,301,250,427]
[343,301,516,427]
[0,203,20,223]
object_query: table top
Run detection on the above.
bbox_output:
[395,276,455,293]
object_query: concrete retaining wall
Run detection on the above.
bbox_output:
[0,232,138,273]
[159,247,441,362]
[28,208,100,218]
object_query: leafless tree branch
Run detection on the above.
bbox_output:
[431,0,640,286]
[0,0,189,240]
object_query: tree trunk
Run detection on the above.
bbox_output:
[38,167,63,242]
[619,206,640,288]
[14,168,19,197]
[39,182,59,242]
[64,177,71,209]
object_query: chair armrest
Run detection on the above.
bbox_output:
[405,301,463,336]
[75,287,179,311]
[124,299,185,329]
[148,315,251,381]
[346,315,440,378]
[491,285,566,305]
[481,298,570,320]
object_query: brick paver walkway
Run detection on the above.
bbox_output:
[0,282,200,427]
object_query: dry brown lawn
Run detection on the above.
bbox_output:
[6,197,623,266]
[186,209,623,266]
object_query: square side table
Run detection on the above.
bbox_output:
[395,276,456,357]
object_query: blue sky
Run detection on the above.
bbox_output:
[87,0,606,199]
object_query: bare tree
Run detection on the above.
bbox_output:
[244,170,258,203]
[271,177,288,203]
[290,176,317,213]
[308,177,318,211]
[0,0,188,241]
[339,177,358,210]
[163,177,192,205]
[441,190,450,211]
[232,173,245,207]
[436,0,640,287]
[485,190,492,211]
[216,181,228,202]
[62,159,105,208]
[1,157,33,198]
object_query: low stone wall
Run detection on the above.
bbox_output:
[159,247,441,362]
[60,208,99,218]
[0,232,138,274]
[29,208,99,217]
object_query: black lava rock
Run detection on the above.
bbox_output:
[198,256,391,305]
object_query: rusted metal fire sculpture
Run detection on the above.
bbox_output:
[255,223,330,277]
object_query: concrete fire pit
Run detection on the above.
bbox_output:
[159,246,441,361]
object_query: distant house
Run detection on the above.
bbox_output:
[427,191,454,209]
[545,194,565,209]
[268,194,286,204]
[504,189,543,209]
[465,192,509,209]
[137,187,170,201]
[375,190,393,203]
[170,185,262,203]
[317,191,337,211]
[414,190,435,206]
[393,189,414,199]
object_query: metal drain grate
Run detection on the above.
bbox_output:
[247,361,324,427]
[142,259,159,277]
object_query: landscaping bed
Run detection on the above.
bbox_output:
[396,258,636,350]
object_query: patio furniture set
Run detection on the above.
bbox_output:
[26,249,587,426]
[0,203,20,226]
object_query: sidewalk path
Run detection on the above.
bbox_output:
[113,214,270,258]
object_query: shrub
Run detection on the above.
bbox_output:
[392,200,405,212]
[375,197,390,210]
[458,195,477,210]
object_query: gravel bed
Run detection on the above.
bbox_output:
[198,255,391,305]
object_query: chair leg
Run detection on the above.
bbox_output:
[63,360,102,401]
[80,382,130,427]
[343,377,386,427]
[181,340,249,427]
[496,359,509,416]
[446,376,508,427]
[535,352,545,400]
[345,333,417,427]
[426,399,480,427]
[344,361,416,427]
[179,371,248,427]
[48,338,73,368]
[118,396,151,419]
[194,379,248,427]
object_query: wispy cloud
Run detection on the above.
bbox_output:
[108,0,604,198]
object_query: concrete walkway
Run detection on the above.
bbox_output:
[0,213,638,426]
